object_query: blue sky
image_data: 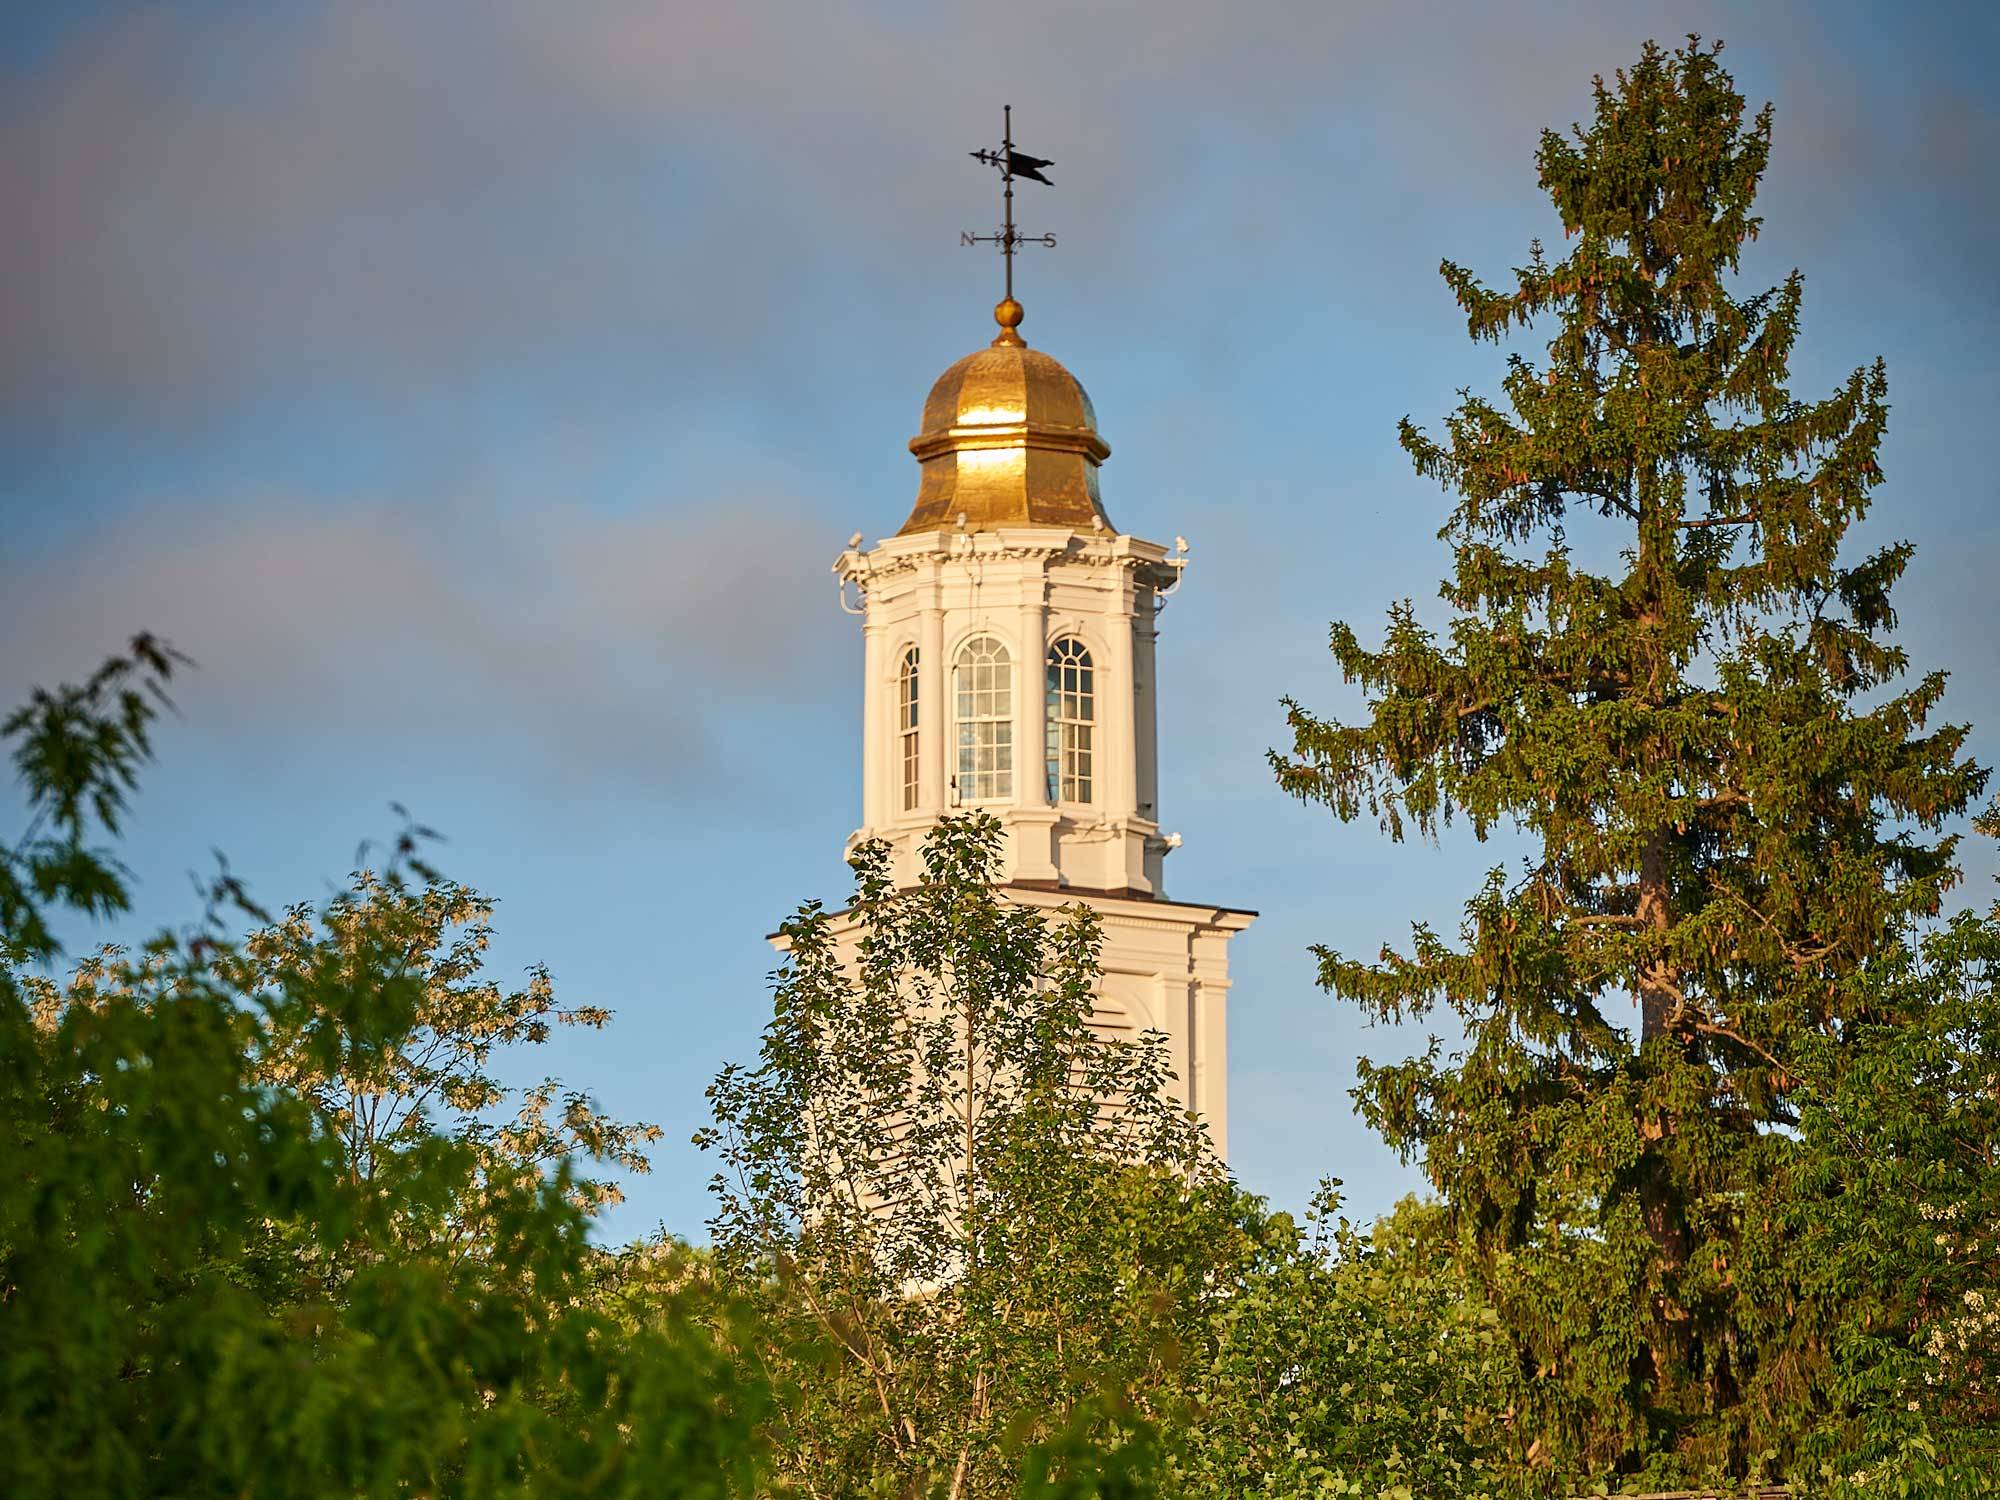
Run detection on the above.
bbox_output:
[4,0,1996,1243]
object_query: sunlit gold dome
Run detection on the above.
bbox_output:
[896,300,1114,536]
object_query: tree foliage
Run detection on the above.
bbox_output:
[1273,36,1985,1488]
[1784,850,2000,1496]
[1,633,184,964]
[699,815,1238,1496]
[1,639,762,1497]
[1168,1191,1509,1499]
[235,875,660,1253]
[702,815,1515,1499]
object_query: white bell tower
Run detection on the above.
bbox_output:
[826,297,1254,1156]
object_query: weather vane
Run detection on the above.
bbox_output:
[962,105,1055,335]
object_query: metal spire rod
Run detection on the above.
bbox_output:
[963,105,1055,307]
[1002,104,1014,301]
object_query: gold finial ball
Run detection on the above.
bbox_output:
[994,297,1024,330]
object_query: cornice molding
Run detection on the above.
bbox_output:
[838,531,1178,593]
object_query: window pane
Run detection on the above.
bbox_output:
[1044,638,1095,804]
[951,637,1015,802]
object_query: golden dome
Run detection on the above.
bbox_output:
[896,301,1114,536]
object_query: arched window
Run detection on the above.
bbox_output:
[1045,637,1094,803]
[897,646,920,812]
[953,637,1012,802]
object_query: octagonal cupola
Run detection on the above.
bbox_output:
[819,265,1254,1158]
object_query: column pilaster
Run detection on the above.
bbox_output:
[920,587,946,817]
[1134,587,1161,824]
[1011,566,1059,882]
[1015,576,1048,812]
[1103,565,1146,890]
[860,613,885,834]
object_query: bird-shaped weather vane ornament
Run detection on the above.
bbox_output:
[962,105,1055,346]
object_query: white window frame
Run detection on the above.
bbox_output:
[897,645,921,812]
[1045,636,1094,804]
[953,636,1013,803]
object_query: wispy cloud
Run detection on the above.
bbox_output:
[21,1,1986,437]
[0,491,842,796]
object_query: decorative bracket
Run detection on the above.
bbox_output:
[834,551,867,615]
[1156,536,1191,607]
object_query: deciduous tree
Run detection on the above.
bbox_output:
[1,640,762,1497]
[1167,1190,1509,1499]
[1785,811,2000,1494]
[700,814,1238,1497]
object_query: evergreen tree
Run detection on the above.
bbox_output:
[1274,37,1984,1485]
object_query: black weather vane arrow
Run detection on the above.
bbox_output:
[961,105,1057,316]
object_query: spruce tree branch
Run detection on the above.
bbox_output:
[1673,1008,1795,1090]
[1713,880,1839,968]
[1592,487,1640,522]
[1677,513,1756,529]
[1694,790,1752,811]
